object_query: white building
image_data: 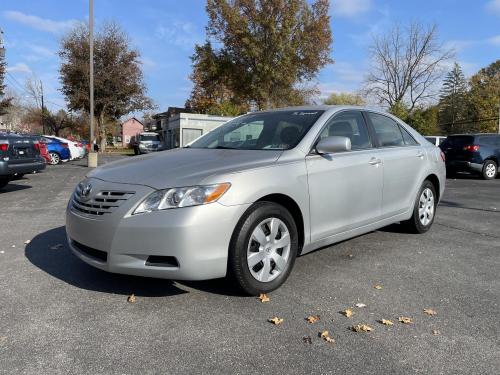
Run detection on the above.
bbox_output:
[162,112,234,149]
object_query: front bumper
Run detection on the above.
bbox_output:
[446,160,483,173]
[0,159,46,177]
[66,179,250,280]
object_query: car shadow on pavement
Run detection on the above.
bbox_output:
[0,183,31,193]
[25,226,244,297]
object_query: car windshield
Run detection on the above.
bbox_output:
[140,135,160,141]
[189,110,324,150]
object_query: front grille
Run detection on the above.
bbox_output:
[71,240,107,262]
[72,188,135,216]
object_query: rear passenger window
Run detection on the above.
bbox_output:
[399,126,419,145]
[367,113,405,147]
[319,111,372,150]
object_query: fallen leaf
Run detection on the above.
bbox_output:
[342,308,354,318]
[355,303,367,308]
[324,336,335,344]
[423,308,437,316]
[432,329,441,335]
[0,251,4,254]
[399,316,413,324]
[352,324,373,332]
[319,330,330,338]
[268,317,284,325]
[49,244,63,250]
[302,336,312,344]
[306,315,320,323]
[373,284,383,290]
[127,294,136,303]
[24,240,31,245]
[380,319,394,326]
[258,293,270,303]
[11,245,15,248]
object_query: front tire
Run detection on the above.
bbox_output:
[228,202,298,295]
[482,160,497,180]
[402,180,437,234]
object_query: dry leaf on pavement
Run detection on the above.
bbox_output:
[380,319,394,326]
[373,284,383,290]
[258,293,270,303]
[268,317,284,325]
[24,240,31,245]
[423,308,437,316]
[432,329,441,335]
[319,330,335,343]
[324,336,335,343]
[399,316,413,324]
[355,303,367,308]
[127,294,136,303]
[342,308,354,318]
[302,336,312,344]
[306,315,320,323]
[352,324,373,332]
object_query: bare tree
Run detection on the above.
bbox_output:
[364,22,454,110]
[25,76,43,108]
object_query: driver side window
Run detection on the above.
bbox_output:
[319,111,372,150]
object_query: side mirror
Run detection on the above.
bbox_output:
[315,136,351,154]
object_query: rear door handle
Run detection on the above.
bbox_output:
[369,157,382,166]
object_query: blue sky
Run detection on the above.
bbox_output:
[1,0,500,113]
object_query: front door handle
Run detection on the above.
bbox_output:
[369,157,382,166]
[416,151,425,158]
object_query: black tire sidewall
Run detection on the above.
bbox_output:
[228,202,298,295]
[482,160,497,180]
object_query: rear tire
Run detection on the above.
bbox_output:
[482,160,497,180]
[48,152,60,165]
[228,202,298,295]
[402,180,437,234]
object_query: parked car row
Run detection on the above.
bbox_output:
[0,132,88,190]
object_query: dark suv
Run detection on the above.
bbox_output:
[440,134,500,180]
[0,133,46,189]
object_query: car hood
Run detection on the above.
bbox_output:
[88,148,282,189]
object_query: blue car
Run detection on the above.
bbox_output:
[41,136,71,165]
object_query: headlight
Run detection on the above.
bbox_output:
[133,183,231,215]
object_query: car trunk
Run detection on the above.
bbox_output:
[441,135,475,161]
[2,137,41,166]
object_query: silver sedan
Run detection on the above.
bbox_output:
[66,106,446,295]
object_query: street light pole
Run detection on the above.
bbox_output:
[87,0,98,167]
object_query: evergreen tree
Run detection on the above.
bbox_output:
[0,41,12,116]
[438,62,469,134]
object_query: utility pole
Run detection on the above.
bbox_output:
[87,0,97,167]
[498,100,500,134]
[40,80,45,134]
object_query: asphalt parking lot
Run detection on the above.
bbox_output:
[1,156,499,374]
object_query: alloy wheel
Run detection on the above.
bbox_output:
[247,217,291,283]
[49,153,60,165]
[485,163,496,178]
[418,188,435,226]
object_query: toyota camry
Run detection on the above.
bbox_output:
[66,106,445,295]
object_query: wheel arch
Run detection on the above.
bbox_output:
[255,193,305,253]
[424,173,441,202]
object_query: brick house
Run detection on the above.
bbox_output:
[120,117,144,147]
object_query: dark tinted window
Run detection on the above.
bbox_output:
[478,136,500,146]
[140,135,160,141]
[367,113,405,147]
[441,135,474,149]
[400,125,419,145]
[425,137,436,144]
[319,111,372,150]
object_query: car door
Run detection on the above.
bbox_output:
[364,112,426,219]
[306,110,383,242]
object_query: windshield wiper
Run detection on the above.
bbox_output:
[212,145,236,149]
